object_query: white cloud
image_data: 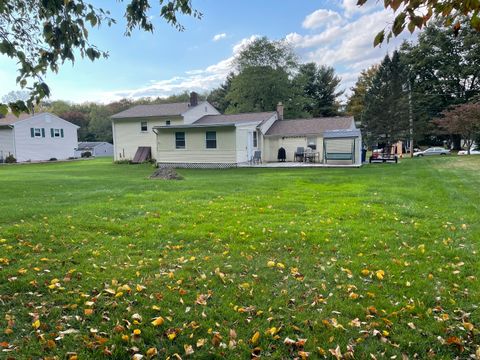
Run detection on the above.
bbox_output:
[212,33,227,41]
[341,0,380,18]
[288,8,417,99]
[302,9,343,29]
[94,35,261,102]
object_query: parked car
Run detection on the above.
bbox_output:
[413,147,451,157]
[458,147,480,155]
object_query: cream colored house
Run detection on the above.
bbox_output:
[111,93,220,161]
[112,96,362,167]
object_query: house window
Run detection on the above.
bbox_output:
[51,128,61,137]
[141,121,148,132]
[166,120,171,126]
[31,128,43,137]
[175,132,185,149]
[206,131,217,149]
[253,131,258,148]
[307,136,317,150]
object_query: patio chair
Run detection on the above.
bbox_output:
[252,150,262,164]
[294,147,305,162]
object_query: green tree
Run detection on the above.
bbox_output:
[400,19,480,146]
[433,102,480,154]
[362,51,410,147]
[0,0,199,115]
[208,73,236,113]
[225,67,291,114]
[225,37,306,118]
[234,37,298,73]
[346,65,379,121]
[294,63,343,117]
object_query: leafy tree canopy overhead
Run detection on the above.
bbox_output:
[367,0,480,46]
[0,0,199,115]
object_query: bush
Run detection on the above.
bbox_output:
[5,154,16,163]
[49,158,57,161]
[81,151,92,158]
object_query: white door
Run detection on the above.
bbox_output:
[247,131,254,162]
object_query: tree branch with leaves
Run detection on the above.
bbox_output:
[0,0,200,115]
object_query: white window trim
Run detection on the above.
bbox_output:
[34,128,42,137]
[205,131,217,149]
[175,132,186,150]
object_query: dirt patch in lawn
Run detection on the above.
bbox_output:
[149,167,184,180]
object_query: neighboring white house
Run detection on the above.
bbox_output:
[111,92,220,162]
[111,94,362,167]
[75,142,114,157]
[0,112,79,162]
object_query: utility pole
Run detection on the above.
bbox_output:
[408,80,413,158]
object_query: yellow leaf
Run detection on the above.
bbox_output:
[121,334,129,342]
[168,331,177,341]
[251,331,260,345]
[184,344,194,355]
[267,261,276,268]
[361,269,370,276]
[349,292,359,299]
[32,319,40,329]
[133,329,141,336]
[84,309,94,316]
[151,316,164,327]
[376,270,385,280]
[136,284,145,292]
[146,347,158,358]
[276,262,285,269]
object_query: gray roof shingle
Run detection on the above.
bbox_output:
[0,113,36,126]
[111,102,193,119]
[265,117,355,136]
[194,112,276,125]
[77,142,112,149]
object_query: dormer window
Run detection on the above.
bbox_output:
[166,120,171,126]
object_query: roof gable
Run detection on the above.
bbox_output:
[111,102,216,119]
[0,112,79,128]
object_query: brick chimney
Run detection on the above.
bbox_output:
[276,102,284,120]
[190,92,199,107]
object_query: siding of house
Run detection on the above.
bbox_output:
[182,102,220,124]
[157,127,237,164]
[264,135,324,162]
[93,143,114,157]
[13,113,78,162]
[112,116,183,161]
[0,128,15,160]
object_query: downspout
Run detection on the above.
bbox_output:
[111,119,117,161]
[11,125,17,159]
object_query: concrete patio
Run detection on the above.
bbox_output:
[238,162,362,168]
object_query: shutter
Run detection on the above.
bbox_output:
[30,128,34,137]
[50,128,54,137]
[60,129,64,138]
[41,128,45,137]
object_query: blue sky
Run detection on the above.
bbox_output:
[0,0,416,103]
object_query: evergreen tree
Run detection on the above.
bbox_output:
[294,63,343,117]
[362,51,409,147]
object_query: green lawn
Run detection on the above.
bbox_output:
[0,157,479,359]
